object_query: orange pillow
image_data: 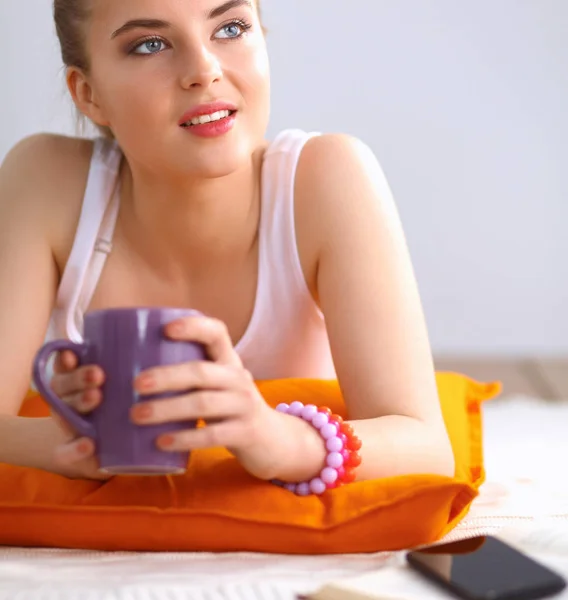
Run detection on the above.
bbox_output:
[1,373,500,554]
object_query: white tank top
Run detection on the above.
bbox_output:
[46,130,336,380]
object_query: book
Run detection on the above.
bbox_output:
[303,563,437,600]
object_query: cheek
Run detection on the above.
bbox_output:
[249,45,271,91]
[94,64,175,130]
[231,47,271,110]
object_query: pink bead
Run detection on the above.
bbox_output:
[301,404,319,422]
[326,436,344,452]
[320,423,338,440]
[326,451,344,469]
[309,478,327,495]
[288,401,305,417]
[296,482,311,496]
[270,403,361,497]
[320,467,338,485]
[311,412,329,430]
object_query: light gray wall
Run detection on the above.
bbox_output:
[1,1,566,356]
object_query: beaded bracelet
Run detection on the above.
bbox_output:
[273,401,362,496]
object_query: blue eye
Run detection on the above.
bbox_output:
[132,38,167,55]
[214,20,251,40]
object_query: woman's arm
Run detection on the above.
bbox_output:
[71,131,453,485]
[121,134,454,485]
[0,136,68,470]
[295,134,455,480]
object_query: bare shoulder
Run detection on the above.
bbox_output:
[1,133,95,260]
[296,132,391,208]
[297,132,374,172]
[1,133,94,205]
[294,134,396,289]
[295,132,394,227]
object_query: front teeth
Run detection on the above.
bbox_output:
[185,110,231,127]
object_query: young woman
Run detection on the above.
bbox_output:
[0,0,453,491]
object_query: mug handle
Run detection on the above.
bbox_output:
[32,340,97,440]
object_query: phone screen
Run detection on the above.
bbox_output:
[406,536,566,600]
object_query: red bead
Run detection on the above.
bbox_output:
[343,469,356,483]
[318,407,332,417]
[340,449,350,464]
[336,466,346,480]
[347,436,362,452]
[346,451,362,468]
[340,423,354,437]
[331,414,344,425]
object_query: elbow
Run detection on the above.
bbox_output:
[428,426,455,478]
[437,440,456,478]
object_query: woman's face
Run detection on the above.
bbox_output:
[83,0,270,178]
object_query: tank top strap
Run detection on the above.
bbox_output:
[260,128,322,301]
[54,137,122,342]
[235,129,324,358]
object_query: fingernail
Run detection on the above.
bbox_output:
[77,440,91,455]
[84,369,98,384]
[132,404,153,422]
[168,322,185,336]
[158,435,175,449]
[82,395,98,410]
[137,375,155,391]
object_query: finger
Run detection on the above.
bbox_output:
[50,365,105,397]
[53,351,79,375]
[165,316,241,367]
[155,419,249,452]
[63,388,102,414]
[131,390,243,425]
[53,437,96,465]
[135,361,250,396]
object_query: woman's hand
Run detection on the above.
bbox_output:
[131,315,326,481]
[48,351,110,481]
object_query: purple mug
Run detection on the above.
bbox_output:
[32,307,207,476]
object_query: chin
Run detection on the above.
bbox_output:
[186,157,244,180]
[120,123,261,180]
[173,133,257,179]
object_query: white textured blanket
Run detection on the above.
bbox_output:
[1,396,567,600]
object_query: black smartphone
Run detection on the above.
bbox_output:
[406,535,566,600]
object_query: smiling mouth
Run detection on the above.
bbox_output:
[180,110,237,128]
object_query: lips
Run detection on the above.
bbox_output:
[178,101,238,127]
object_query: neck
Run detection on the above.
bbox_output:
[117,147,266,273]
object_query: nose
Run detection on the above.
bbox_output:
[179,44,223,89]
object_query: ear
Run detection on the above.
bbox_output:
[66,67,111,128]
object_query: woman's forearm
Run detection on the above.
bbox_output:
[270,412,454,483]
[349,415,455,481]
[0,413,454,484]
[0,415,64,472]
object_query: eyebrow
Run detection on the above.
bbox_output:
[208,0,252,20]
[111,19,169,39]
[111,1,253,39]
